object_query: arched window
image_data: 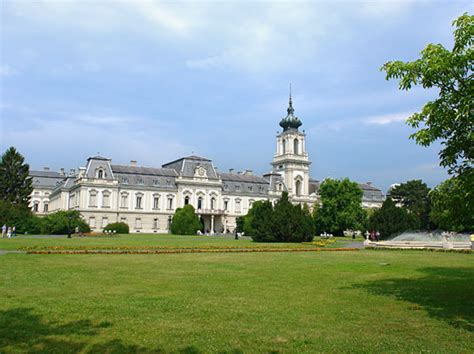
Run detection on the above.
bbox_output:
[197,197,203,210]
[295,180,302,196]
[294,138,299,155]
[97,169,104,179]
[282,139,286,154]
[211,197,216,210]
[184,196,190,205]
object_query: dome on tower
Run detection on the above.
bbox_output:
[279,94,302,131]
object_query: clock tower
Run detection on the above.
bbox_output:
[271,92,311,197]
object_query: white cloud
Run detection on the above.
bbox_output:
[363,111,413,125]
[0,65,19,76]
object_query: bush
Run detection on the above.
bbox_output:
[0,200,38,234]
[249,192,314,243]
[41,210,90,235]
[170,204,201,235]
[368,198,418,239]
[104,222,129,234]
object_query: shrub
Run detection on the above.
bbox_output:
[368,198,418,239]
[41,210,90,235]
[170,204,201,235]
[104,222,129,234]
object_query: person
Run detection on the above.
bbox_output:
[1,224,6,238]
[12,226,16,237]
[7,227,12,239]
[471,233,474,250]
[375,231,380,241]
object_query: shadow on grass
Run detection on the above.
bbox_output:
[353,267,474,332]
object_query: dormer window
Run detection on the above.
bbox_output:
[122,177,129,184]
[137,178,144,185]
[153,179,159,186]
[97,169,104,179]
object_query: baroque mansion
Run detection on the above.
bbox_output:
[29,97,385,234]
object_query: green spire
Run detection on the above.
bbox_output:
[279,85,302,131]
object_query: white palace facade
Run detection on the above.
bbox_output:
[29,97,385,234]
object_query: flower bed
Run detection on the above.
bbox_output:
[27,247,359,255]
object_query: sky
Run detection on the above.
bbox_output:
[0,0,472,192]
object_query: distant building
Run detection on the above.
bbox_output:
[29,95,385,233]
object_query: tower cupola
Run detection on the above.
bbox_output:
[279,93,302,131]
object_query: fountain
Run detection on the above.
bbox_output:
[366,231,472,250]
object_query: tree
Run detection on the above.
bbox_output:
[170,204,202,235]
[389,180,431,229]
[429,173,474,232]
[381,13,473,177]
[0,147,33,207]
[246,200,275,242]
[314,178,367,235]
[369,198,418,239]
[41,210,90,235]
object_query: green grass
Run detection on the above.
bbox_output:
[0,235,473,352]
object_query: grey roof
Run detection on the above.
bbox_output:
[163,155,211,167]
[163,156,218,179]
[358,183,381,191]
[30,170,65,189]
[111,165,178,177]
[219,172,269,184]
[87,155,111,161]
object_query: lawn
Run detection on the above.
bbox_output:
[0,235,472,353]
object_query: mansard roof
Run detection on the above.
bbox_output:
[219,172,269,184]
[163,155,218,179]
[30,170,65,188]
[111,165,178,177]
[87,155,111,161]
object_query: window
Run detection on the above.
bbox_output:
[184,196,190,205]
[120,217,127,223]
[249,200,254,208]
[102,217,108,228]
[137,178,144,185]
[223,183,228,190]
[167,197,173,210]
[33,203,39,212]
[197,197,203,210]
[153,179,159,186]
[235,199,241,213]
[294,138,299,155]
[153,218,159,229]
[102,191,110,207]
[44,192,49,196]
[224,200,229,211]
[211,197,216,210]
[120,193,128,208]
[295,180,301,196]
[136,195,142,209]
[167,216,172,230]
[89,217,96,228]
[248,186,253,192]
[278,184,283,191]
[135,218,142,229]
[122,177,129,184]
[43,204,48,212]
[153,196,160,209]
[166,179,172,186]
[235,185,240,192]
[97,169,104,179]
[89,191,97,207]
[279,165,284,169]
[282,139,286,154]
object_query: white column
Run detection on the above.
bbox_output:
[211,215,215,235]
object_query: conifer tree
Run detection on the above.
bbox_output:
[0,147,33,207]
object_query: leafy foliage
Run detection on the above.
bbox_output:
[314,178,367,235]
[381,13,473,176]
[104,222,129,234]
[390,180,431,229]
[247,192,314,243]
[0,200,40,234]
[368,198,418,239]
[41,211,90,235]
[0,147,33,207]
[170,204,201,235]
[429,172,474,232]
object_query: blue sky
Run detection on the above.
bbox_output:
[1,0,472,192]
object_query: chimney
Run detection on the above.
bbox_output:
[69,169,76,176]
[130,160,137,166]
[43,167,50,171]
[243,169,253,176]
[78,167,86,178]
[60,168,65,176]
[367,182,372,186]
[229,168,235,174]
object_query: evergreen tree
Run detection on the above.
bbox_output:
[248,200,275,242]
[390,180,431,229]
[369,198,418,239]
[170,204,202,235]
[272,191,295,242]
[0,147,33,206]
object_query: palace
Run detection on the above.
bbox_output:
[29,96,385,233]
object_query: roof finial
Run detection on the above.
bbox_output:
[287,83,294,115]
